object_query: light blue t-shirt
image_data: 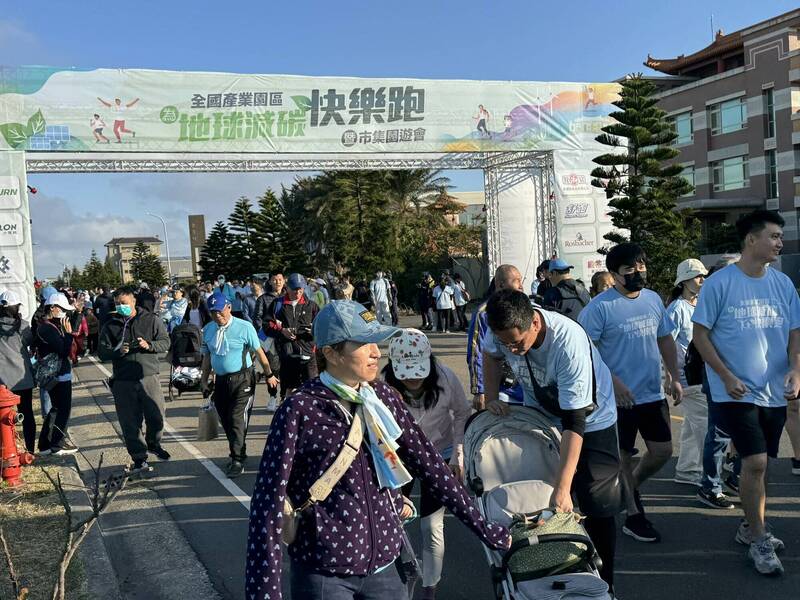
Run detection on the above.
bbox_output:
[666,298,695,387]
[578,287,674,405]
[692,264,800,407]
[201,317,260,375]
[485,308,617,433]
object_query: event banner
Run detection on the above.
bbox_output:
[0,66,618,155]
[0,66,621,283]
[0,151,36,319]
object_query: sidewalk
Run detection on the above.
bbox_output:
[63,364,222,600]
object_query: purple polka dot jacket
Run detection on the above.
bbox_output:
[246,378,510,599]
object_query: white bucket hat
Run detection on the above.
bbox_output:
[0,290,22,306]
[389,328,433,380]
[45,292,75,311]
[674,258,708,286]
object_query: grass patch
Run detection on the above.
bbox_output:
[0,466,88,600]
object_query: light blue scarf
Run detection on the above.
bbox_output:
[320,370,412,490]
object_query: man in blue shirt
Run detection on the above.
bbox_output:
[483,289,621,592]
[693,210,800,576]
[200,292,279,478]
[578,243,682,544]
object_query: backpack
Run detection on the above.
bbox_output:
[547,280,590,321]
[170,323,203,368]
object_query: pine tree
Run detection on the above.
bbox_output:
[81,250,106,290]
[227,196,258,279]
[590,74,699,295]
[199,221,233,279]
[253,188,290,274]
[130,241,167,288]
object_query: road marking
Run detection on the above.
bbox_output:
[86,356,252,511]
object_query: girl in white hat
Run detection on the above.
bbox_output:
[382,328,472,600]
[666,259,708,487]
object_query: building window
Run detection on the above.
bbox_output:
[680,165,695,196]
[669,111,693,145]
[765,150,778,198]
[762,88,775,139]
[711,156,749,191]
[709,97,747,135]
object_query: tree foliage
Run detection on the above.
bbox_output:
[130,241,167,288]
[590,74,699,295]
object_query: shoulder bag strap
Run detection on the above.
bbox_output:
[304,407,364,506]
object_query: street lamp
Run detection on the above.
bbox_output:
[146,212,173,283]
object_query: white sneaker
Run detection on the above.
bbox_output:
[266,396,277,412]
[748,537,784,576]
[736,520,785,553]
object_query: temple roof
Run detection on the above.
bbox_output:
[644,29,743,75]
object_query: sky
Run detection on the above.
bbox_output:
[2,0,797,278]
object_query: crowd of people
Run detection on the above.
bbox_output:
[2,207,800,599]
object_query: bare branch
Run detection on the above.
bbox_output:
[0,524,29,599]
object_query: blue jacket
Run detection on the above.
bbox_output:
[466,301,523,401]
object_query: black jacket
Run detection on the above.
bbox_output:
[98,309,170,380]
[264,294,318,357]
[135,289,156,313]
[35,319,73,376]
[252,291,280,333]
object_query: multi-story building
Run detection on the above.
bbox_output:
[644,8,800,276]
[105,236,163,283]
[159,256,195,281]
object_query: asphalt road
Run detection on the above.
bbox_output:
[71,315,800,600]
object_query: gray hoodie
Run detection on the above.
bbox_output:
[0,316,34,391]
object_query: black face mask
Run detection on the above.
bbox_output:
[622,271,646,292]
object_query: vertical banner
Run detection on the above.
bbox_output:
[0,151,35,319]
[496,173,540,292]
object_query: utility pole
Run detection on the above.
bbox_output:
[146,212,173,283]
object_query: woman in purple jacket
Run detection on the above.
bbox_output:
[246,301,510,600]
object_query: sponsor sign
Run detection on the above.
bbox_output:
[561,226,597,254]
[561,198,595,224]
[0,212,24,246]
[0,246,28,284]
[0,176,21,209]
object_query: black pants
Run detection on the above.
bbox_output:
[455,305,468,331]
[88,333,99,354]
[16,387,35,453]
[213,368,256,462]
[436,309,452,332]
[111,374,165,461]
[38,379,72,451]
[390,302,399,326]
[279,355,318,398]
[420,304,431,328]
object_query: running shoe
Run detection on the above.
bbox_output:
[622,514,661,543]
[227,460,244,479]
[696,488,734,509]
[723,475,740,496]
[51,441,79,456]
[736,520,784,552]
[147,445,171,460]
[126,459,152,475]
[791,458,800,476]
[748,537,784,576]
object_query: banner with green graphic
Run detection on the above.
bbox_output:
[0,66,618,154]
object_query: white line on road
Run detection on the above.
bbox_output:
[87,355,252,511]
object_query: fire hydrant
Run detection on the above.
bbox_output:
[0,385,23,487]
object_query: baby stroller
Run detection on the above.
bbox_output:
[464,405,610,600]
[167,322,204,401]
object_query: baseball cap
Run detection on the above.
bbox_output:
[674,258,708,286]
[313,300,400,347]
[389,329,432,380]
[315,278,327,286]
[548,258,574,272]
[0,290,22,306]
[45,292,75,311]
[287,273,306,290]
[207,291,231,312]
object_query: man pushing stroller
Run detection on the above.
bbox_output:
[482,289,622,595]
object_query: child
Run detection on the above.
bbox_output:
[85,307,100,354]
[90,114,110,143]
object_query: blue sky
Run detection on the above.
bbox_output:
[2,0,796,277]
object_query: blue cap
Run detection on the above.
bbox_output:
[313,300,400,347]
[548,258,574,272]
[207,291,231,312]
[287,273,306,290]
